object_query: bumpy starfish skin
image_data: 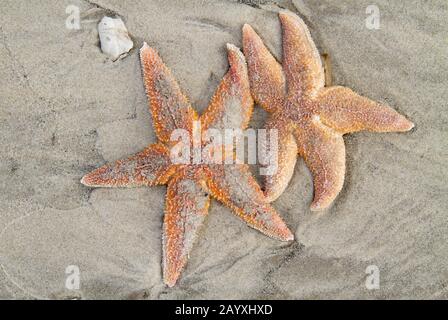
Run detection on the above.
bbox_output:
[243,11,414,210]
[81,43,293,287]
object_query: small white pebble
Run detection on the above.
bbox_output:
[98,16,133,61]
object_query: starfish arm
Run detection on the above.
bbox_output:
[204,164,294,241]
[316,86,415,134]
[294,118,346,211]
[260,116,298,202]
[80,143,176,187]
[242,24,286,113]
[200,44,254,132]
[163,170,210,287]
[140,43,198,143]
[279,11,324,99]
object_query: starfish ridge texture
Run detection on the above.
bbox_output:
[242,11,414,210]
[81,43,293,287]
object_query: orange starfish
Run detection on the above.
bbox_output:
[81,43,293,287]
[242,11,414,210]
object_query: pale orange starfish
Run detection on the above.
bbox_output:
[242,11,414,210]
[81,43,293,287]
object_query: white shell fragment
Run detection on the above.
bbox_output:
[98,16,133,61]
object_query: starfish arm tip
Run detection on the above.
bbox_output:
[262,224,295,242]
[140,42,160,61]
[310,199,331,211]
[309,203,323,212]
[272,224,295,241]
[284,231,295,242]
[164,276,177,288]
[385,114,415,133]
[278,10,305,23]
[226,43,237,51]
[226,43,245,63]
[278,10,295,21]
[242,23,258,43]
[80,175,93,187]
[79,172,105,188]
[242,23,253,33]
[242,24,260,46]
[403,119,415,131]
[263,171,295,203]
[272,224,295,242]
[278,9,289,16]
[140,42,150,53]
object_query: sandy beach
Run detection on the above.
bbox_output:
[0,0,447,299]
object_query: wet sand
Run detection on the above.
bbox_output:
[0,0,446,299]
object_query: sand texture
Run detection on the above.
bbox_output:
[0,0,446,299]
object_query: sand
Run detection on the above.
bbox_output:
[0,0,447,299]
